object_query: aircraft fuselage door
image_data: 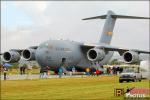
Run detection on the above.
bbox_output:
[62,58,66,66]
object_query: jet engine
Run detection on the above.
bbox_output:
[22,49,36,61]
[87,48,105,62]
[123,51,139,64]
[3,51,20,63]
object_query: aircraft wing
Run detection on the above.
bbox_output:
[29,46,38,49]
[9,49,24,55]
[1,46,38,56]
[1,46,38,55]
[81,43,150,55]
[1,46,38,63]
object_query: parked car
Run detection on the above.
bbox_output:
[119,68,142,83]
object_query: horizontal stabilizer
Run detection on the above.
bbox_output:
[82,15,150,20]
[112,15,150,19]
[82,15,107,20]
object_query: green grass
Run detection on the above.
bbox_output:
[1,76,149,100]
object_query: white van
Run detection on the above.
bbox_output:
[140,61,150,79]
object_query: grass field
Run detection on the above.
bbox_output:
[1,76,149,100]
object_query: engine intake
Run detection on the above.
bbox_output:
[87,48,105,62]
[3,51,20,63]
[22,49,36,61]
[123,51,139,64]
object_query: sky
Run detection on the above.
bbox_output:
[1,1,149,54]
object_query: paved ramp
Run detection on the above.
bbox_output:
[0,74,85,80]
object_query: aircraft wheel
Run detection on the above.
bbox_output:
[119,80,123,83]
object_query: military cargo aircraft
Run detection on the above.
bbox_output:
[1,10,150,71]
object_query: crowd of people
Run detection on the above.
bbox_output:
[104,66,123,75]
[1,63,124,80]
[39,66,50,78]
[84,66,123,76]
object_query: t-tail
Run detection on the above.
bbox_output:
[83,10,150,44]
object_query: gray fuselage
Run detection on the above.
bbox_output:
[35,39,113,70]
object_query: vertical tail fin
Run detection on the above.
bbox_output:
[82,10,149,44]
[99,11,116,44]
[83,10,116,44]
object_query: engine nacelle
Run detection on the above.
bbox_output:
[87,48,105,62]
[123,51,139,64]
[3,51,20,63]
[22,49,36,61]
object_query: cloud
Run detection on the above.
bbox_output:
[13,1,49,26]
[1,26,33,51]
[1,1,149,53]
[14,1,48,12]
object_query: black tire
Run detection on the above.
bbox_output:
[139,76,142,82]
[119,80,123,83]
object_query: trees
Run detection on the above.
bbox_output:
[109,59,122,65]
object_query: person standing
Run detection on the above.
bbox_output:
[96,69,100,76]
[3,67,8,80]
[39,68,44,78]
[86,68,90,76]
[26,64,32,79]
[46,66,50,77]
[22,64,27,75]
[42,67,48,78]
[58,67,63,78]
[19,66,23,75]
[72,66,76,75]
